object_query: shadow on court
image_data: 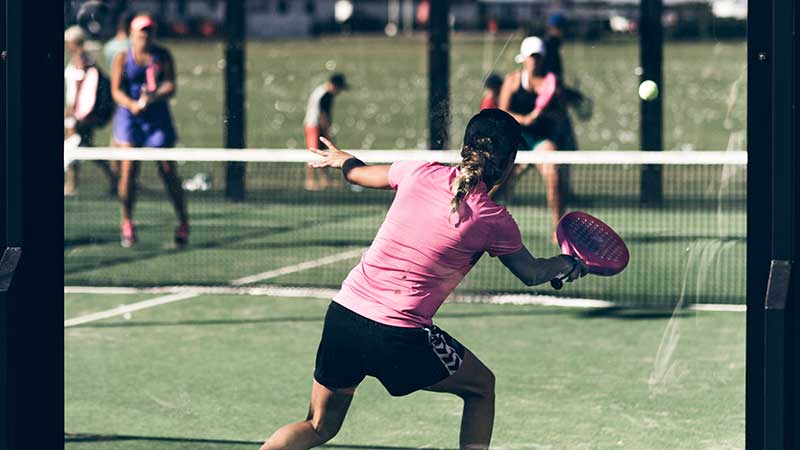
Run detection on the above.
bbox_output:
[67,307,577,329]
[576,306,692,320]
[65,209,371,277]
[64,433,457,450]
[64,304,709,330]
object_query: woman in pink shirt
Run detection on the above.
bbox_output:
[261,109,586,450]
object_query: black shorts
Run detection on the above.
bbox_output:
[313,301,466,397]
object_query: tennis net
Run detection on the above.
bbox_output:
[64,147,746,307]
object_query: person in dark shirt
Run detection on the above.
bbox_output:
[496,36,572,233]
[541,12,593,209]
[542,12,567,78]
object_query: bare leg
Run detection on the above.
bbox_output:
[305,164,319,191]
[260,380,355,450]
[318,167,331,190]
[93,160,118,194]
[157,161,189,224]
[65,163,79,195]
[425,350,496,450]
[534,140,564,230]
[117,156,139,223]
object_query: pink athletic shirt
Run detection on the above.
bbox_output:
[333,161,524,328]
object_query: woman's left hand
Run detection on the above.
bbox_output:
[308,137,355,169]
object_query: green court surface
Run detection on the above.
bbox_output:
[65,294,745,450]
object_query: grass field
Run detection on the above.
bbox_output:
[65,294,745,450]
[85,34,747,152]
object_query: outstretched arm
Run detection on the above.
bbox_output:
[308,137,391,189]
[499,246,586,287]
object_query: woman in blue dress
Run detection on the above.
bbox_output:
[110,13,189,248]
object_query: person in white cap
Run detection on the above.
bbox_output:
[496,36,571,236]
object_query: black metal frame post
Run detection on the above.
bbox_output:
[765,0,797,448]
[789,3,800,446]
[428,0,449,150]
[746,1,771,448]
[639,0,663,206]
[2,1,63,448]
[747,0,799,449]
[224,0,246,201]
[0,0,11,444]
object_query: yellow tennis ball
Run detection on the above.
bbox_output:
[639,80,659,101]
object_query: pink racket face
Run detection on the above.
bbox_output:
[534,72,557,111]
[556,211,629,276]
[73,67,99,121]
[145,66,158,92]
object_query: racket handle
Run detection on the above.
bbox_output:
[550,278,564,290]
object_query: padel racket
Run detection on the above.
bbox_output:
[145,65,158,93]
[73,66,99,121]
[551,211,629,289]
[534,72,557,113]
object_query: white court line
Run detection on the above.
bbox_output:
[453,294,615,309]
[688,303,746,312]
[64,249,366,326]
[230,248,365,285]
[64,292,198,328]
[65,285,340,298]
[64,285,746,312]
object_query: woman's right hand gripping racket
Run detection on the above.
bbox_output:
[551,211,629,290]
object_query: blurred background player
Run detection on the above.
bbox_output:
[103,12,131,72]
[496,36,572,232]
[303,73,349,191]
[100,12,132,184]
[541,11,593,127]
[542,12,567,79]
[541,12,588,205]
[64,25,118,196]
[110,13,189,248]
[479,73,504,110]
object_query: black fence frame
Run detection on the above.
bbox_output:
[746,0,800,449]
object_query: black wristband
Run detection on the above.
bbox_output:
[342,157,366,179]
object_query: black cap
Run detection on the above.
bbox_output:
[330,73,349,90]
[463,108,521,156]
[484,73,504,92]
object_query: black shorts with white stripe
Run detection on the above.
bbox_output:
[313,301,466,397]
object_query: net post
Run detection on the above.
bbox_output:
[639,0,663,206]
[224,0,246,201]
[428,0,449,150]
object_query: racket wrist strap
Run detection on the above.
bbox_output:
[342,157,366,179]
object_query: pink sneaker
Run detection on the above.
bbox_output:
[121,221,136,248]
[174,222,190,248]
